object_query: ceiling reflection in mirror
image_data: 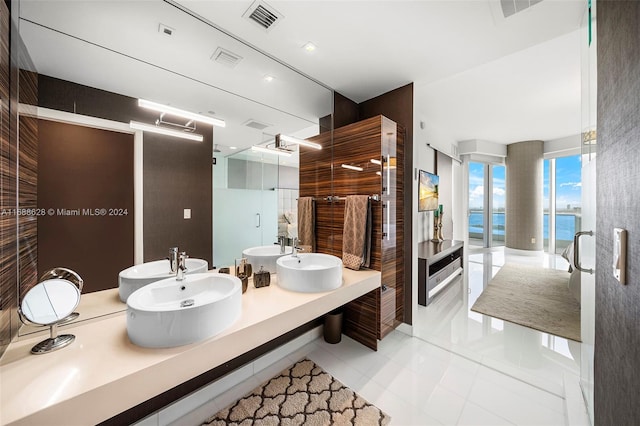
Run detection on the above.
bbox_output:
[16,0,332,335]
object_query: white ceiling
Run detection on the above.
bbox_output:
[19,0,586,148]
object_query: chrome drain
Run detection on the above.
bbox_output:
[180,299,195,308]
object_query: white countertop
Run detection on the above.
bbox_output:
[0,268,381,426]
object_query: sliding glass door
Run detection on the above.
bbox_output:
[468,162,505,248]
[543,154,582,254]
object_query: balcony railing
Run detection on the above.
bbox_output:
[468,211,581,252]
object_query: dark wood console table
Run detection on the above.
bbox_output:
[418,240,464,306]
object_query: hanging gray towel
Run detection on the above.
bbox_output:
[342,195,371,270]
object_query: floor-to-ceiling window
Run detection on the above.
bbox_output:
[468,162,505,247]
[468,162,485,246]
[491,165,506,246]
[543,154,582,254]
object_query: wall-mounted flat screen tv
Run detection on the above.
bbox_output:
[418,170,439,212]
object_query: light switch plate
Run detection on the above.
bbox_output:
[184,209,191,219]
[613,228,627,284]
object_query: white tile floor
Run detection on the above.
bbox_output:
[413,248,582,397]
[183,331,570,425]
[167,246,592,425]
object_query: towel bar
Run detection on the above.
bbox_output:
[323,194,381,202]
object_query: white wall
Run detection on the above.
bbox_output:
[412,103,463,326]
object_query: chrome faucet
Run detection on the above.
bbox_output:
[168,247,179,273]
[292,238,303,258]
[274,236,286,254]
[176,252,188,281]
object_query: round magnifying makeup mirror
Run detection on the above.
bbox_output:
[19,268,83,354]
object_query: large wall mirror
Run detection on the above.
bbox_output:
[15,0,332,336]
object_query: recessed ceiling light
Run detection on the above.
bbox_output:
[263,75,275,82]
[229,146,237,150]
[302,42,317,52]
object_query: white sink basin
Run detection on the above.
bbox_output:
[276,253,343,293]
[119,258,208,302]
[242,245,293,274]
[126,272,242,348]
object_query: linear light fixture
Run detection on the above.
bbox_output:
[370,159,382,165]
[251,144,292,157]
[278,134,321,150]
[129,121,203,142]
[341,164,363,172]
[138,99,226,128]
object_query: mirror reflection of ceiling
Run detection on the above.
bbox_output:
[20,0,585,146]
[18,0,332,153]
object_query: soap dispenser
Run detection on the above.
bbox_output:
[235,258,251,294]
[253,266,271,288]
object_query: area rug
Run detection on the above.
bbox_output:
[471,263,581,342]
[203,359,391,426]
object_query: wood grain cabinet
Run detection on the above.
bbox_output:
[300,115,405,350]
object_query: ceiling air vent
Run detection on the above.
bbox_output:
[211,47,243,68]
[158,23,175,36]
[243,119,272,131]
[499,0,544,18]
[243,0,283,31]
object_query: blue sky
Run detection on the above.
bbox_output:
[546,155,582,211]
[468,155,581,211]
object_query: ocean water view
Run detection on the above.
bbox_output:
[469,211,580,242]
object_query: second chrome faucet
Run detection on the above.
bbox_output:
[176,251,189,281]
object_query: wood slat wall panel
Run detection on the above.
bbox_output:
[0,0,13,355]
[17,113,38,298]
[300,115,405,349]
[0,3,27,356]
[299,132,332,199]
[342,288,379,350]
[17,69,39,298]
[395,127,405,325]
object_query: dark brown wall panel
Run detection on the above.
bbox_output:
[37,75,213,270]
[595,1,640,424]
[37,120,134,294]
[143,131,213,265]
[333,92,359,128]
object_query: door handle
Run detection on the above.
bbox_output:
[255,213,261,228]
[573,230,594,274]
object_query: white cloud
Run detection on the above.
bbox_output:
[493,188,506,196]
[559,182,582,189]
[471,185,484,197]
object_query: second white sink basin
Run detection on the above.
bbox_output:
[119,258,208,302]
[242,245,293,274]
[276,253,343,293]
[126,272,242,348]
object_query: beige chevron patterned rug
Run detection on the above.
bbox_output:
[203,359,391,426]
[471,263,581,342]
